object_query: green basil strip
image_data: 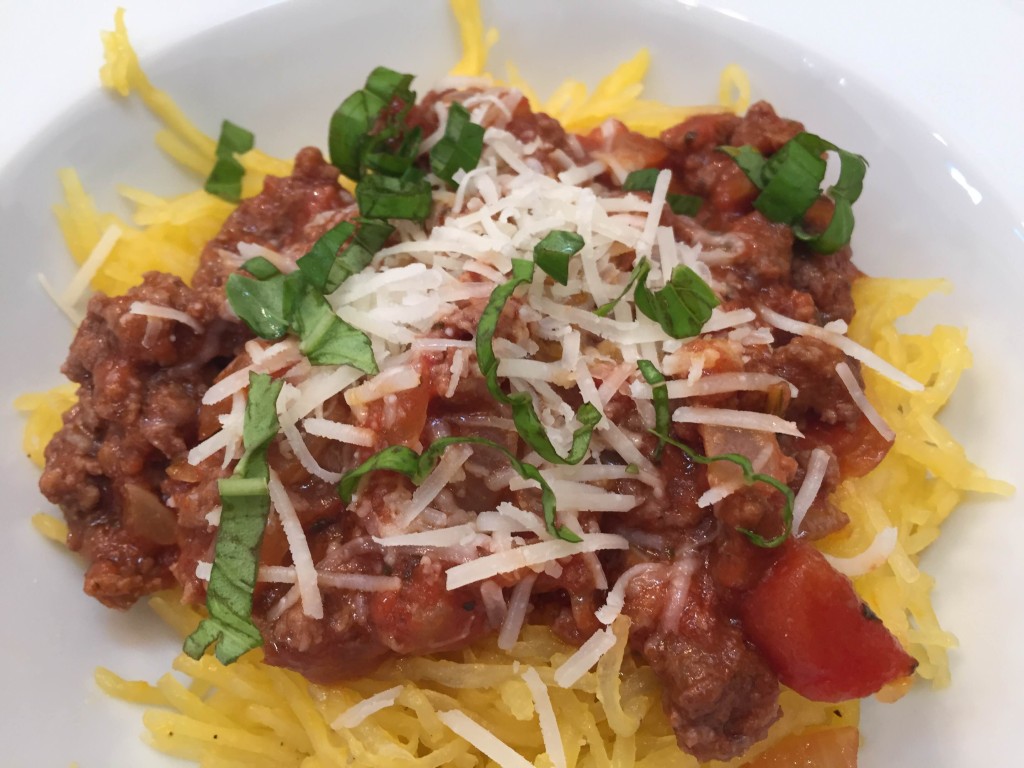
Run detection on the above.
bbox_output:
[356,169,433,221]
[365,66,415,103]
[533,230,584,286]
[622,168,661,191]
[753,138,827,224]
[241,256,282,281]
[363,126,423,179]
[634,264,719,339]
[430,102,485,187]
[622,168,703,217]
[204,120,255,203]
[296,218,395,294]
[225,267,301,341]
[719,145,766,186]
[477,258,602,465]
[793,196,855,255]
[667,193,702,217]
[338,436,581,542]
[292,286,378,373]
[329,89,388,179]
[329,67,416,180]
[719,132,868,254]
[184,372,284,664]
[595,257,651,317]
[652,429,793,548]
[637,360,669,461]
[227,247,380,373]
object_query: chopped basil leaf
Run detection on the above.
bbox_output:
[622,168,661,191]
[204,120,254,203]
[241,256,282,281]
[595,257,650,317]
[296,221,356,292]
[363,126,423,178]
[635,263,719,339]
[356,168,433,221]
[430,102,485,187]
[328,67,417,180]
[533,230,584,286]
[637,360,669,461]
[667,193,702,216]
[329,89,389,179]
[296,219,395,294]
[184,372,283,663]
[793,196,855,255]
[754,138,827,224]
[652,429,794,548]
[719,132,867,254]
[719,145,766,186]
[477,258,602,465]
[225,270,298,340]
[292,286,378,373]
[338,436,580,543]
[365,66,415,103]
[227,223,387,372]
[622,168,703,217]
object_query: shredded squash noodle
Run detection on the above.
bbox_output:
[18,0,1010,766]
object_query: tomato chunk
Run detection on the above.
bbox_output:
[580,119,669,174]
[739,541,917,701]
[743,726,859,768]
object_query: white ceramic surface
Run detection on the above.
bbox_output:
[0,1,1020,765]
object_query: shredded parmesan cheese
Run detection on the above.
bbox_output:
[521,667,567,768]
[760,305,924,391]
[446,534,629,590]
[129,301,203,333]
[836,361,896,441]
[553,627,617,688]
[672,405,804,437]
[268,471,323,619]
[331,685,404,730]
[438,709,534,768]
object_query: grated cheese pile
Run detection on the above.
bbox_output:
[18,0,1012,766]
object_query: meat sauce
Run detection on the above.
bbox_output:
[41,95,911,762]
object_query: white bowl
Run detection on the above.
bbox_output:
[1,1,1020,764]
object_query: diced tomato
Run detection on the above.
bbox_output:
[739,541,917,702]
[798,412,891,479]
[580,119,668,173]
[743,727,859,768]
